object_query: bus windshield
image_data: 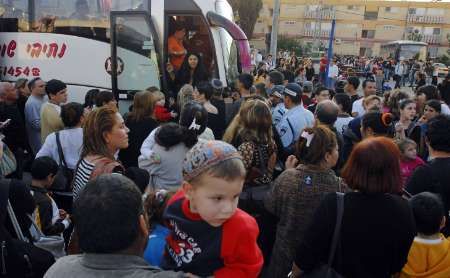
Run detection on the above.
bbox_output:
[400,44,426,60]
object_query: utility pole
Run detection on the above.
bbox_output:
[325,19,336,88]
[270,0,281,57]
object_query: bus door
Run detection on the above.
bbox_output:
[110,11,161,112]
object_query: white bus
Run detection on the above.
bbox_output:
[380,40,427,62]
[0,0,251,105]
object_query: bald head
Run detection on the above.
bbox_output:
[315,100,339,126]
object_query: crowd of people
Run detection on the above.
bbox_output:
[0,46,450,278]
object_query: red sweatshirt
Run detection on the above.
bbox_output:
[154,105,172,122]
[162,190,263,277]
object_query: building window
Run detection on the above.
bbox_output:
[383,25,395,31]
[408,8,416,15]
[385,7,391,12]
[364,11,378,20]
[347,5,356,10]
[362,30,375,38]
[433,28,441,35]
[284,21,296,25]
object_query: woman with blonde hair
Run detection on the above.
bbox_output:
[177,84,194,112]
[119,90,159,168]
[72,107,129,200]
[223,99,278,261]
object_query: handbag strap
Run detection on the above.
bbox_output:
[55,132,68,168]
[6,200,26,242]
[27,214,45,239]
[327,192,345,266]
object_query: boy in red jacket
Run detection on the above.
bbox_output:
[162,140,263,277]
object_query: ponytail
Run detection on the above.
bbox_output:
[362,112,394,137]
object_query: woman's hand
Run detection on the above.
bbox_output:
[285,155,298,170]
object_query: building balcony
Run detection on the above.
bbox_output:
[422,34,442,45]
[407,14,444,24]
[304,10,336,20]
[302,29,331,38]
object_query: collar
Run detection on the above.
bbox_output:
[414,235,444,245]
[47,101,61,113]
[181,198,202,221]
[30,185,49,194]
[81,254,156,270]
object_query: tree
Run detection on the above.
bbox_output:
[277,35,304,56]
[228,0,263,39]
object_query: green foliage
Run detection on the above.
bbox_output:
[277,35,305,56]
[227,0,263,39]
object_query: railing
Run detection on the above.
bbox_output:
[422,34,442,44]
[407,14,444,24]
[304,10,336,20]
[302,29,331,37]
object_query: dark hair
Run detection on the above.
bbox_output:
[399,98,415,110]
[347,76,360,90]
[95,90,115,107]
[84,89,99,108]
[257,68,267,77]
[342,137,401,194]
[156,122,198,149]
[426,115,450,153]
[61,102,84,128]
[31,156,58,180]
[313,86,329,98]
[15,78,28,90]
[295,125,337,166]
[28,77,42,91]
[410,192,445,235]
[362,112,394,136]
[268,70,284,86]
[334,93,351,114]
[196,81,214,100]
[417,85,440,101]
[176,53,209,88]
[425,99,442,113]
[255,83,268,99]
[74,174,143,253]
[124,167,150,194]
[362,79,375,89]
[238,73,254,90]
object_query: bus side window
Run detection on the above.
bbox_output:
[0,0,28,31]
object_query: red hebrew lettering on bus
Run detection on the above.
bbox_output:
[26,42,67,59]
[0,40,17,58]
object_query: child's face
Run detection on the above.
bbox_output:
[404,144,417,160]
[156,98,165,106]
[183,175,244,227]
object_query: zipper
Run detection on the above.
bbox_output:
[1,241,6,275]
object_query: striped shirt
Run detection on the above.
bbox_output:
[72,159,95,200]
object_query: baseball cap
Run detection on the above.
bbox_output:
[271,85,284,98]
[302,81,313,93]
[283,83,302,97]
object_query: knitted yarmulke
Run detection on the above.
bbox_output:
[183,140,242,182]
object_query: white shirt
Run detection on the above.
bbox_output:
[441,103,450,116]
[352,98,365,117]
[36,127,83,170]
[328,64,339,79]
[334,116,354,135]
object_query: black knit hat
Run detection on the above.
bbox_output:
[45,79,66,95]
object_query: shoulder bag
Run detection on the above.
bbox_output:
[50,131,74,192]
[27,214,65,259]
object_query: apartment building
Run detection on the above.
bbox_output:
[252,0,450,57]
